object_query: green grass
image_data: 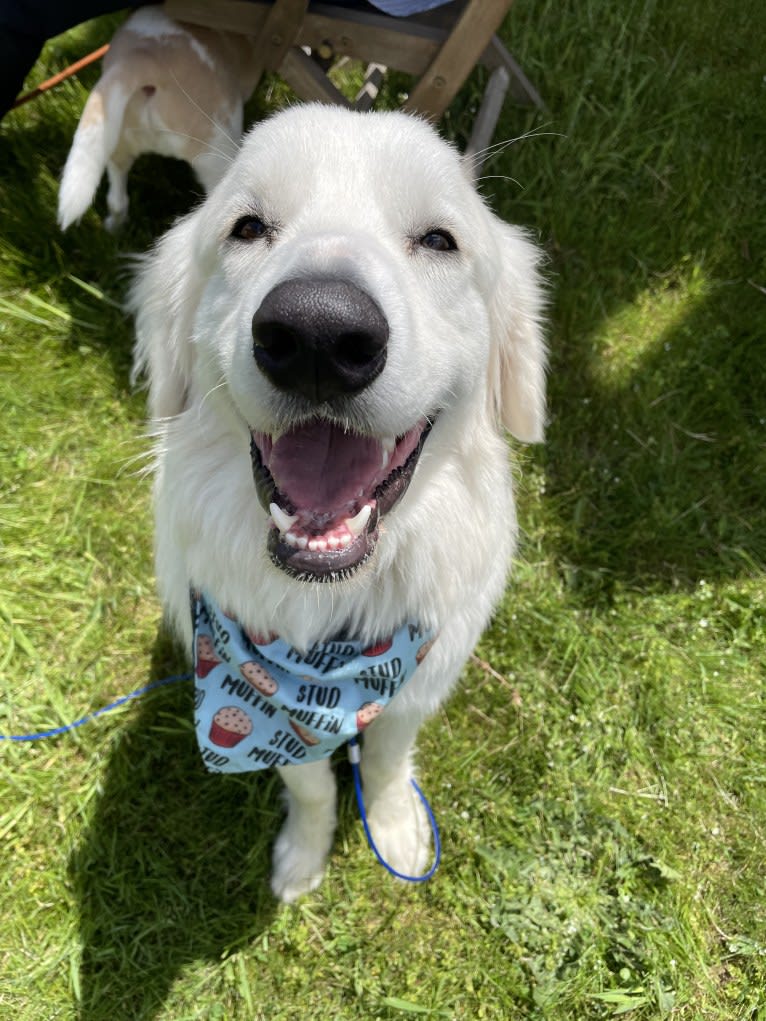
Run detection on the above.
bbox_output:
[2,2,766,1018]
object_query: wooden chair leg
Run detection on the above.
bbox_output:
[280,47,351,107]
[464,65,511,177]
[355,64,387,111]
[483,35,545,110]
[403,0,512,120]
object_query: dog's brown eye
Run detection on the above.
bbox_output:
[419,230,457,252]
[231,215,270,241]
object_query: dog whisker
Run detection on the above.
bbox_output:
[115,446,157,478]
[466,125,565,168]
[154,127,238,167]
[476,174,524,189]
[198,378,228,417]
[467,123,556,160]
[167,67,240,150]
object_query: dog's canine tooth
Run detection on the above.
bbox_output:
[270,502,298,534]
[345,505,372,538]
[380,437,395,471]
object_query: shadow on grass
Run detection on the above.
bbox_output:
[541,278,766,602]
[489,0,766,601]
[0,118,202,406]
[68,629,283,1021]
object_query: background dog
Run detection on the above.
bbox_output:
[131,104,546,902]
[58,6,257,231]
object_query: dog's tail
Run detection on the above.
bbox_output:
[57,62,150,230]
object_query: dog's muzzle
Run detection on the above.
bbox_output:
[251,418,433,582]
[251,277,388,404]
[249,276,434,582]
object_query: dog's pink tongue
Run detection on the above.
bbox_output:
[269,422,382,515]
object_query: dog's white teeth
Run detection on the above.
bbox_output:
[270,502,298,534]
[284,532,308,549]
[279,506,372,552]
[345,504,372,538]
[381,436,396,471]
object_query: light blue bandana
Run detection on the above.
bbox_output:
[192,592,436,773]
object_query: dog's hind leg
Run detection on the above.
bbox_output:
[271,758,337,903]
[360,714,432,879]
[104,154,133,231]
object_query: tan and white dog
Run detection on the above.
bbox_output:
[58,6,257,230]
[131,104,546,902]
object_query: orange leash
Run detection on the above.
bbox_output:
[11,43,110,110]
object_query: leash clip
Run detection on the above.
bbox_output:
[347,736,362,764]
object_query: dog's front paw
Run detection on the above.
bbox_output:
[270,807,335,903]
[365,781,432,879]
[271,828,327,903]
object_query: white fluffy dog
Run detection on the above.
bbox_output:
[131,104,546,902]
[58,6,257,230]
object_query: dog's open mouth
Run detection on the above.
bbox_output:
[250,418,434,580]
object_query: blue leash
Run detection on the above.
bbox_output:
[1,674,440,883]
[0,673,193,741]
[348,736,441,883]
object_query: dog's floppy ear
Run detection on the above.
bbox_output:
[486,218,547,442]
[129,209,205,420]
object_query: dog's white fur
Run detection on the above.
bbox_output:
[131,104,546,902]
[58,6,258,230]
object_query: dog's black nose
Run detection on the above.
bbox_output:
[252,278,388,403]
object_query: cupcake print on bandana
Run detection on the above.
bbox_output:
[191,591,435,773]
[209,706,253,747]
[195,634,221,678]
